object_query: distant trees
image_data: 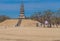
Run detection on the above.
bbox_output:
[30,9,60,27]
[0,15,10,23]
[31,12,42,21]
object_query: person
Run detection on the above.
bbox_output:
[45,20,48,25]
[36,23,39,27]
[44,20,49,27]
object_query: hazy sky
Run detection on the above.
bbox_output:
[0,0,60,18]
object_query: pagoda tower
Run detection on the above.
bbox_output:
[16,1,25,26]
[19,1,25,19]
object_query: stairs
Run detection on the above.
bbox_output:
[15,19,22,26]
[0,19,18,27]
[0,19,39,27]
[20,19,39,27]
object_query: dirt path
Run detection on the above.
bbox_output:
[0,27,60,41]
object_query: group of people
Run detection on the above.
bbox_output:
[36,20,60,28]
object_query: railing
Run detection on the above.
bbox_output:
[15,19,22,27]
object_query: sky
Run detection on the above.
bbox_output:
[0,0,60,18]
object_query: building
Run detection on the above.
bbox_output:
[19,1,25,19]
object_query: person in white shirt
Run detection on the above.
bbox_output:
[44,20,49,27]
[45,20,48,25]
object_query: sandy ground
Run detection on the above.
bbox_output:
[0,27,60,41]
